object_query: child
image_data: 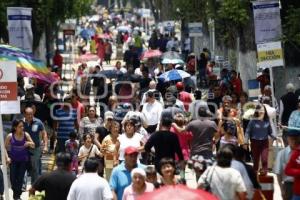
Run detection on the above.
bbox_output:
[145,166,157,185]
[220,120,238,148]
[78,133,102,173]
[65,132,79,174]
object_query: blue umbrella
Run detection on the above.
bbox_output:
[159,69,191,82]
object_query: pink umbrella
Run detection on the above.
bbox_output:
[138,185,219,200]
[99,33,112,40]
[141,49,162,60]
[76,53,99,63]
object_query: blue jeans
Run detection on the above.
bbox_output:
[293,195,300,200]
[10,161,27,199]
[29,148,42,184]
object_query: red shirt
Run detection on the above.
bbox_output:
[231,77,242,95]
[285,145,300,195]
[53,54,63,68]
[72,100,85,119]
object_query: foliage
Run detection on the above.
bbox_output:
[283,6,300,46]
[0,0,93,50]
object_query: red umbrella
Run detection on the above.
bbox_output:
[141,49,162,60]
[138,185,219,200]
[76,53,99,63]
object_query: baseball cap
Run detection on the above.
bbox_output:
[125,146,139,155]
[104,111,114,120]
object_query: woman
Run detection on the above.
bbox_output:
[101,120,120,180]
[220,120,238,148]
[5,119,35,200]
[244,104,276,174]
[230,93,239,109]
[117,120,144,162]
[155,158,185,188]
[198,147,247,200]
[79,105,103,143]
[108,95,118,111]
[122,168,154,200]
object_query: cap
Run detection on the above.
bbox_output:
[104,111,114,120]
[25,84,34,90]
[125,146,139,155]
[176,82,184,90]
[287,129,300,136]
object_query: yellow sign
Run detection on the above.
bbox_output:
[258,48,283,62]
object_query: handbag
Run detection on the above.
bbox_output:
[252,189,266,200]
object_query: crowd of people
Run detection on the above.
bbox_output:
[1,7,300,200]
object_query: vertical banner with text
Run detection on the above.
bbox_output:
[7,7,33,52]
[252,1,282,44]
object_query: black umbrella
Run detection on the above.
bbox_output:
[99,70,123,79]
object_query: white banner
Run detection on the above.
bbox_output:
[7,7,33,52]
[252,1,282,44]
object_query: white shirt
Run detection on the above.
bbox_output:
[78,145,100,167]
[273,146,294,183]
[142,100,163,126]
[118,133,143,161]
[67,173,113,200]
[184,38,191,51]
[198,165,246,200]
[231,160,254,199]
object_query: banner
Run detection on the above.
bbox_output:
[7,7,33,52]
[257,41,284,68]
[188,22,203,37]
[252,1,282,44]
[163,21,175,33]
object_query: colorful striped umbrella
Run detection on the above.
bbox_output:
[0,44,56,83]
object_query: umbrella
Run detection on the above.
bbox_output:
[141,49,162,60]
[76,53,99,63]
[88,15,100,22]
[162,58,185,64]
[117,26,131,32]
[0,44,57,83]
[162,51,182,60]
[159,69,191,82]
[99,69,123,79]
[138,185,219,200]
[98,33,112,40]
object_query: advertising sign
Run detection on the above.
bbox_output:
[7,7,33,52]
[188,22,203,37]
[0,61,17,101]
[257,41,283,68]
[252,1,282,44]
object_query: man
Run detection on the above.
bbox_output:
[280,83,298,146]
[23,106,48,183]
[142,91,163,133]
[274,142,294,200]
[21,84,42,102]
[109,147,145,200]
[141,80,164,106]
[29,153,76,200]
[189,89,209,120]
[186,105,218,160]
[230,70,243,96]
[207,85,223,115]
[284,129,300,200]
[68,158,112,200]
[144,115,184,171]
[53,96,78,153]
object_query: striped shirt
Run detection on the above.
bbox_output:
[55,108,77,139]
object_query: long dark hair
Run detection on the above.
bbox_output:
[253,104,269,121]
[11,119,23,133]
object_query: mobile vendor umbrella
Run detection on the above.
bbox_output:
[76,53,99,63]
[162,58,185,64]
[0,44,57,83]
[141,49,162,60]
[159,69,191,82]
[138,185,219,200]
